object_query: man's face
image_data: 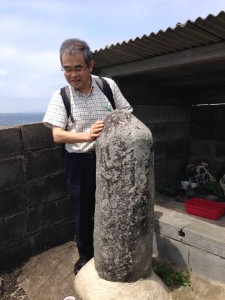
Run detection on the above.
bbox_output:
[61,53,94,93]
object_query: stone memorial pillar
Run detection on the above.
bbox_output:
[94,109,154,282]
[74,110,170,300]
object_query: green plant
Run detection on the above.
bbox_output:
[154,264,191,287]
[203,181,224,201]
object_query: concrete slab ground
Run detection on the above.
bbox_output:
[18,241,78,300]
[16,240,225,300]
[14,195,225,300]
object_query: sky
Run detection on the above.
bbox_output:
[1,0,225,113]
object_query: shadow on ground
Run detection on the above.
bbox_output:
[1,241,225,300]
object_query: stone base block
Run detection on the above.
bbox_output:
[74,259,171,300]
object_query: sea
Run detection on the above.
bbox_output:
[0,113,45,127]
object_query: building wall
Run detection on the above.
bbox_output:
[191,104,225,178]
[117,75,225,184]
[0,124,73,269]
[117,76,192,185]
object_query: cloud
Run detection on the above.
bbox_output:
[1,0,225,113]
[0,68,7,76]
[0,44,18,59]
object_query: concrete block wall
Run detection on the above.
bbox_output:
[190,104,225,177]
[118,76,191,185]
[117,75,225,183]
[0,124,74,270]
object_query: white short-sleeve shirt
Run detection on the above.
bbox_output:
[43,75,133,153]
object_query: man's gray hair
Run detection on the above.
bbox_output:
[60,38,92,66]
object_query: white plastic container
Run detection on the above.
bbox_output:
[181,181,190,190]
[190,182,197,188]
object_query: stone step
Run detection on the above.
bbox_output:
[153,195,225,283]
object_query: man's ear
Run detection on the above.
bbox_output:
[89,60,94,73]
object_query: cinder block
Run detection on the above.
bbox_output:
[190,140,214,158]
[168,123,190,140]
[29,221,74,255]
[139,80,154,96]
[132,105,174,123]
[191,105,213,123]
[189,247,225,283]
[154,212,191,242]
[213,105,225,123]
[215,157,225,176]
[154,160,167,179]
[26,148,64,179]
[150,123,168,142]
[0,157,24,189]
[148,106,171,123]
[0,127,22,158]
[154,141,167,162]
[27,207,41,233]
[154,219,225,284]
[167,139,190,158]
[0,238,30,270]
[167,157,188,177]
[191,123,214,139]
[132,105,156,123]
[42,199,73,226]
[27,172,68,208]
[119,76,139,97]
[153,206,225,284]
[215,141,225,157]
[182,224,225,258]
[133,105,190,124]
[0,186,26,217]
[155,176,169,187]
[166,106,190,123]
[0,213,27,245]
[153,232,189,269]
[214,123,225,141]
[21,123,55,151]
[27,198,73,233]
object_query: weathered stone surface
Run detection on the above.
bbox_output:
[94,110,154,282]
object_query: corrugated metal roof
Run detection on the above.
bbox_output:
[92,11,225,70]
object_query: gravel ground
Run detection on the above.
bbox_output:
[0,265,28,300]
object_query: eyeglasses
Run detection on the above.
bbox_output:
[61,66,88,74]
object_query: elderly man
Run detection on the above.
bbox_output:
[43,38,132,274]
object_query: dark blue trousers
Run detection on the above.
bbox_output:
[65,151,96,261]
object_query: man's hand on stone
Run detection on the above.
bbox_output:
[89,120,104,141]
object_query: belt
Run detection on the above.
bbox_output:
[74,151,96,158]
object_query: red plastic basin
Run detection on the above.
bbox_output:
[184,198,225,220]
